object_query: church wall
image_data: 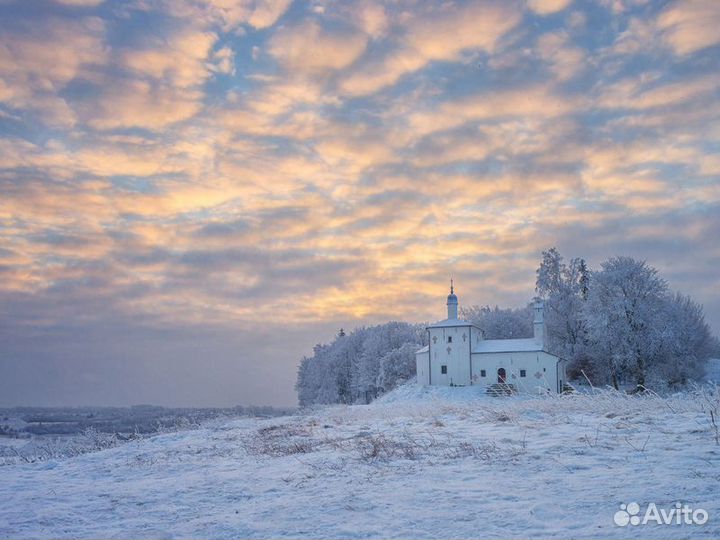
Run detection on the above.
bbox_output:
[470,351,564,393]
[415,351,430,385]
[428,325,472,386]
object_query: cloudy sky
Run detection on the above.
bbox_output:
[1,0,718,407]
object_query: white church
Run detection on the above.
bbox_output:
[415,283,567,394]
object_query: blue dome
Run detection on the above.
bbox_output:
[447,292,458,304]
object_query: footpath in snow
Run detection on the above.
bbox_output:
[1,384,720,539]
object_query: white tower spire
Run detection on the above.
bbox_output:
[446,278,458,319]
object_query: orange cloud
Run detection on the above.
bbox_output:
[0,16,106,125]
[121,30,217,88]
[340,1,523,96]
[598,74,718,110]
[657,0,720,55]
[409,85,579,137]
[527,0,573,15]
[159,0,292,31]
[536,31,586,81]
[268,20,368,74]
[81,79,203,130]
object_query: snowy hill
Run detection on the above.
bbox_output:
[2,387,720,539]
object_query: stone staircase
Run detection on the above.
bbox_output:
[486,383,517,396]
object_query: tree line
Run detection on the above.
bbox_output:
[295,249,719,404]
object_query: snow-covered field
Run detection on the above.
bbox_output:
[2,385,719,539]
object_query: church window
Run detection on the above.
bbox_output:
[480,370,486,377]
[520,370,526,378]
[447,336,452,343]
[441,365,447,374]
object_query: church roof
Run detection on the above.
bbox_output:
[417,337,557,356]
[427,318,476,328]
[472,338,543,354]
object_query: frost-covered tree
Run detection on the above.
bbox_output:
[295,322,425,406]
[377,342,419,393]
[535,248,589,363]
[356,322,425,402]
[295,356,316,407]
[584,257,668,390]
[653,293,718,387]
[460,305,533,339]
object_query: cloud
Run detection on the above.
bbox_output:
[74,26,223,130]
[536,31,586,81]
[158,0,293,31]
[349,2,388,38]
[657,0,720,55]
[242,77,327,115]
[268,20,368,74]
[0,16,106,125]
[608,0,720,58]
[340,1,523,96]
[527,0,573,15]
[597,74,718,110]
[121,30,217,88]
[79,79,204,130]
[246,0,294,29]
[53,0,105,5]
[408,84,579,137]
[209,45,235,75]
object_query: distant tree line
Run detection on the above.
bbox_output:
[296,250,719,404]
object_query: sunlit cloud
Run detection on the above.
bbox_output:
[0,0,719,405]
[156,0,293,31]
[0,15,105,125]
[339,1,523,96]
[408,84,579,137]
[657,0,720,55]
[268,20,368,74]
[528,0,573,15]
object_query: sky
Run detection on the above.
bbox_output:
[0,0,718,408]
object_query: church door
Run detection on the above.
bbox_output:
[497,368,506,383]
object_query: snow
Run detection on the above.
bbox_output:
[375,381,491,404]
[1,385,719,539]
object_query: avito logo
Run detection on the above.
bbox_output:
[614,502,708,527]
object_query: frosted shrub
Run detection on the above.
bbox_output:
[243,424,318,456]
